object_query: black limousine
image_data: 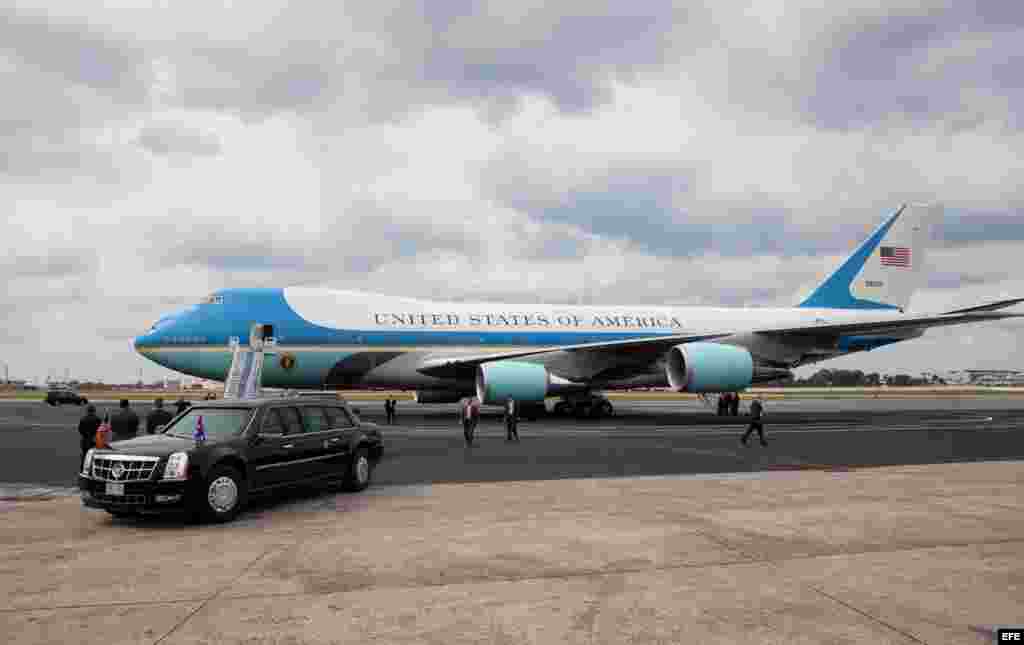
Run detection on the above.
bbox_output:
[79,395,383,522]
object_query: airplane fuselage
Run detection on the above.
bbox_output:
[134,287,911,392]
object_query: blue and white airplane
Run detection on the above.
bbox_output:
[135,205,1021,416]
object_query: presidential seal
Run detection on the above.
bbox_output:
[280,353,297,370]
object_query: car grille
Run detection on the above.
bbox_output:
[91,493,146,505]
[92,456,160,482]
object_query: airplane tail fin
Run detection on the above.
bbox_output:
[796,204,941,312]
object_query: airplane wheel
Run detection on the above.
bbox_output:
[598,400,614,417]
[463,424,475,445]
[553,401,570,416]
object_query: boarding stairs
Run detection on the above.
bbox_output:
[223,325,272,400]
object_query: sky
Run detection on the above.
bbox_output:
[2,1,1023,384]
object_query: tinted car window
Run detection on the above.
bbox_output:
[278,407,304,435]
[261,409,285,436]
[165,408,254,440]
[325,406,354,428]
[300,407,328,433]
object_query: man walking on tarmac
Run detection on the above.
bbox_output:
[146,398,173,434]
[77,404,101,468]
[461,397,480,444]
[504,398,519,442]
[741,397,767,446]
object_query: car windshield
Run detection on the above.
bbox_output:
[164,408,253,440]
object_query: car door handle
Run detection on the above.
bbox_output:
[282,443,294,449]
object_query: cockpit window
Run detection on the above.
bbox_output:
[199,294,224,305]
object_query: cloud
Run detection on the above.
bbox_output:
[2,2,1024,382]
[136,122,222,157]
[0,251,96,279]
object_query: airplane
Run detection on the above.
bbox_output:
[134,204,1022,420]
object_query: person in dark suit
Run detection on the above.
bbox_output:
[175,398,190,415]
[741,398,767,446]
[110,399,140,441]
[504,398,519,442]
[146,398,174,434]
[77,405,101,468]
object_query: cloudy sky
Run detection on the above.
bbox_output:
[3,1,1023,384]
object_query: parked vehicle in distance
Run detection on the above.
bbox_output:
[46,388,88,406]
[79,395,383,523]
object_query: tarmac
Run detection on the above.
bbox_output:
[2,398,1023,490]
[1,398,1022,643]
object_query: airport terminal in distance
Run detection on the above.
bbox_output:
[3,204,1023,644]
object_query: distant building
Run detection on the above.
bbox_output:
[945,370,1024,386]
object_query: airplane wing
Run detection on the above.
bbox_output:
[941,297,1024,315]
[757,310,1022,337]
[416,306,1023,379]
[416,332,732,379]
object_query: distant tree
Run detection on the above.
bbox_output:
[887,374,914,386]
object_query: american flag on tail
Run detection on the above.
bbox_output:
[193,415,207,442]
[880,246,911,267]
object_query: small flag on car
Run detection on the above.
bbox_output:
[193,415,206,442]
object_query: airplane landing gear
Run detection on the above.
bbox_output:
[552,394,614,419]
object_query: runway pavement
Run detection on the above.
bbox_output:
[1,397,1022,493]
[3,399,1023,643]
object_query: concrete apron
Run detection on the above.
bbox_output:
[1,461,1022,644]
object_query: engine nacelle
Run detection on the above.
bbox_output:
[476,361,583,405]
[666,342,754,393]
[413,390,464,404]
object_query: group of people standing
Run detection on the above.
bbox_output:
[76,397,193,467]
[460,397,520,444]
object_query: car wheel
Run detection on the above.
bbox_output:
[342,447,372,492]
[200,464,247,523]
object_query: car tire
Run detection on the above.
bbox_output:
[199,464,247,523]
[342,447,372,492]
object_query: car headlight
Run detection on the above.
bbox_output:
[81,449,94,476]
[162,452,189,480]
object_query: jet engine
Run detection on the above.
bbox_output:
[413,390,465,404]
[475,361,583,405]
[666,342,793,392]
[666,342,754,392]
